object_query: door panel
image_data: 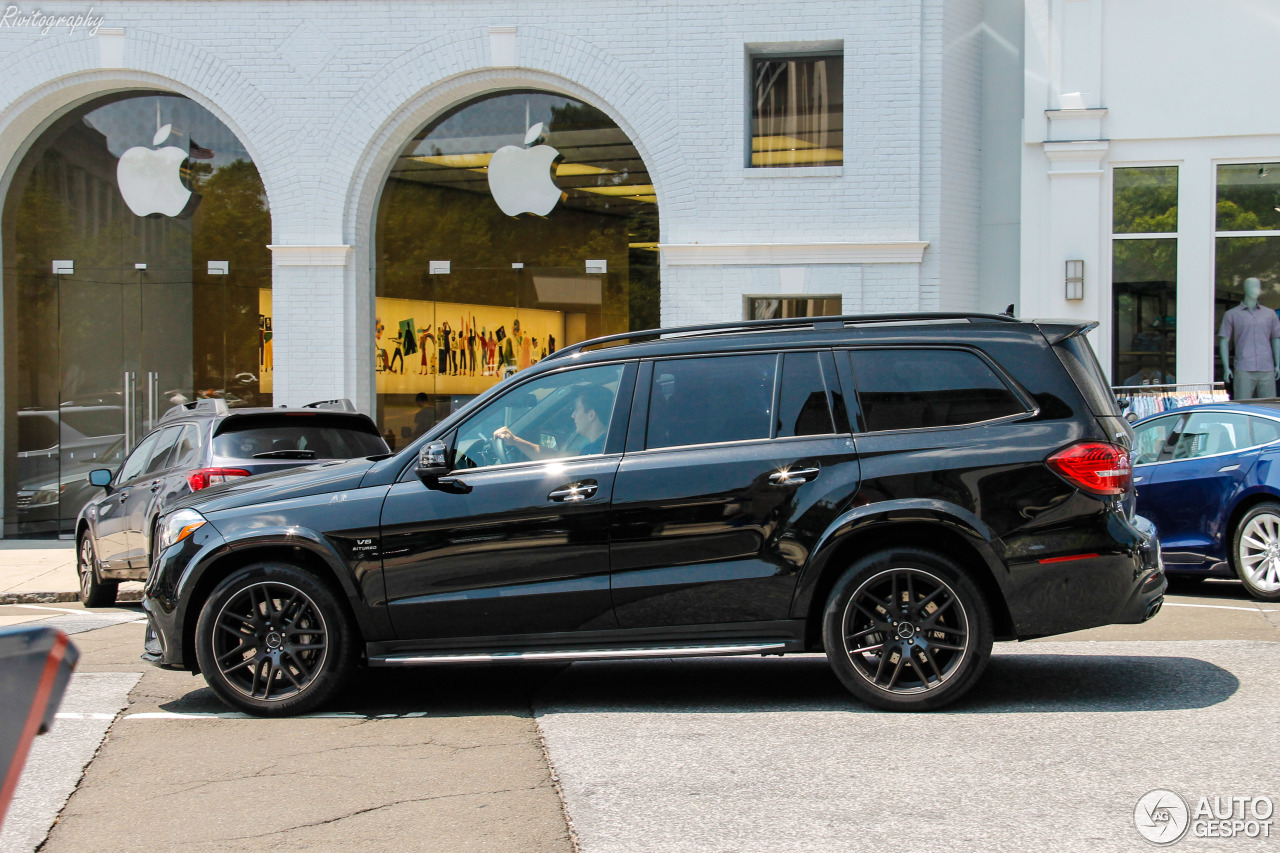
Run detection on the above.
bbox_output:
[381,456,621,641]
[609,436,858,628]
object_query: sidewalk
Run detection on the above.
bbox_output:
[0,541,143,604]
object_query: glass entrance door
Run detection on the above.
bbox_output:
[4,265,270,537]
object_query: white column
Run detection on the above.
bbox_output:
[1176,157,1214,385]
[1042,141,1110,368]
[268,245,354,408]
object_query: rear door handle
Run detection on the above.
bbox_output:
[1218,464,1240,473]
[549,481,598,502]
[769,466,821,487]
[150,479,163,491]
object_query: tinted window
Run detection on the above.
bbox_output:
[1132,414,1180,465]
[647,354,776,449]
[142,426,182,476]
[777,352,836,437]
[212,422,387,461]
[847,349,1026,432]
[454,364,624,470]
[1168,412,1252,460]
[1250,416,1280,446]
[170,424,203,469]
[117,432,159,484]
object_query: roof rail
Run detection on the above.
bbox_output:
[543,312,1020,362]
[302,398,359,413]
[157,396,228,425]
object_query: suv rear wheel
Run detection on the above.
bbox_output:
[823,548,993,711]
[77,534,118,608]
[194,562,356,716]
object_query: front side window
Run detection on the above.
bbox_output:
[454,364,624,470]
[847,349,1027,432]
[1132,414,1181,465]
[750,51,843,167]
[647,354,777,449]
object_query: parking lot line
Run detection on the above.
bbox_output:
[1161,602,1278,612]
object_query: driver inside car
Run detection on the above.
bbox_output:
[492,385,612,459]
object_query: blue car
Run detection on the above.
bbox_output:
[1132,401,1280,601]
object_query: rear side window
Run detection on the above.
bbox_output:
[213,418,387,460]
[170,423,203,468]
[846,348,1028,432]
[647,354,776,449]
[1251,416,1280,446]
[142,426,183,476]
[776,351,838,437]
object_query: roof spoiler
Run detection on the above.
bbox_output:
[302,398,359,413]
[1041,321,1099,346]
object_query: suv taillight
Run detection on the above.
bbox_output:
[187,468,251,491]
[1046,442,1131,496]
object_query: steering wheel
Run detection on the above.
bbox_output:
[490,429,532,464]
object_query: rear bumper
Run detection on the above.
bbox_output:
[1003,511,1166,638]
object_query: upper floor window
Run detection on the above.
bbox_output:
[749,50,843,168]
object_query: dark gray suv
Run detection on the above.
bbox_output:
[75,398,388,606]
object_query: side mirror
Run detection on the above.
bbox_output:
[88,469,113,488]
[415,441,450,484]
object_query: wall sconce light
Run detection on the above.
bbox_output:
[1065,260,1085,300]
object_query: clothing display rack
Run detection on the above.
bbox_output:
[1112,382,1228,420]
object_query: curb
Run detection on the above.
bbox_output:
[0,590,143,605]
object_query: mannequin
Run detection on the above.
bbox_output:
[1219,277,1280,399]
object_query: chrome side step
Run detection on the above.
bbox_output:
[369,642,788,666]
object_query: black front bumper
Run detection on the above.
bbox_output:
[141,522,227,670]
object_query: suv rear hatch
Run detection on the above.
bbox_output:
[208,411,388,478]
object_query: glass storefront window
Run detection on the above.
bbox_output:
[744,295,842,320]
[1216,163,1280,232]
[375,90,660,445]
[2,93,271,535]
[1214,165,1280,385]
[1113,167,1178,385]
[750,53,843,168]
[1113,166,1178,235]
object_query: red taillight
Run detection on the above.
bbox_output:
[186,468,251,491]
[1046,442,1131,496]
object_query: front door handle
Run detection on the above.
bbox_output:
[769,466,821,487]
[549,481,598,502]
[150,479,163,492]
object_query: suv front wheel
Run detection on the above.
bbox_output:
[823,548,993,711]
[194,562,356,716]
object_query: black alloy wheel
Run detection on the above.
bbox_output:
[77,533,118,608]
[194,563,355,716]
[823,548,993,711]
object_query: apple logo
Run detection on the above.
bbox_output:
[116,124,194,217]
[487,122,563,217]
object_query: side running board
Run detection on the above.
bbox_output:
[368,642,789,666]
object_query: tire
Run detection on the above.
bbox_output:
[1231,502,1280,602]
[77,534,118,608]
[823,547,993,711]
[194,562,357,716]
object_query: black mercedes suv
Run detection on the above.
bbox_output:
[141,314,1165,716]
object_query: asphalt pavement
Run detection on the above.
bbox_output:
[1,577,1276,853]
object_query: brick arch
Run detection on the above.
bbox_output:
[0,37,285,234]
[336,27,689,250]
